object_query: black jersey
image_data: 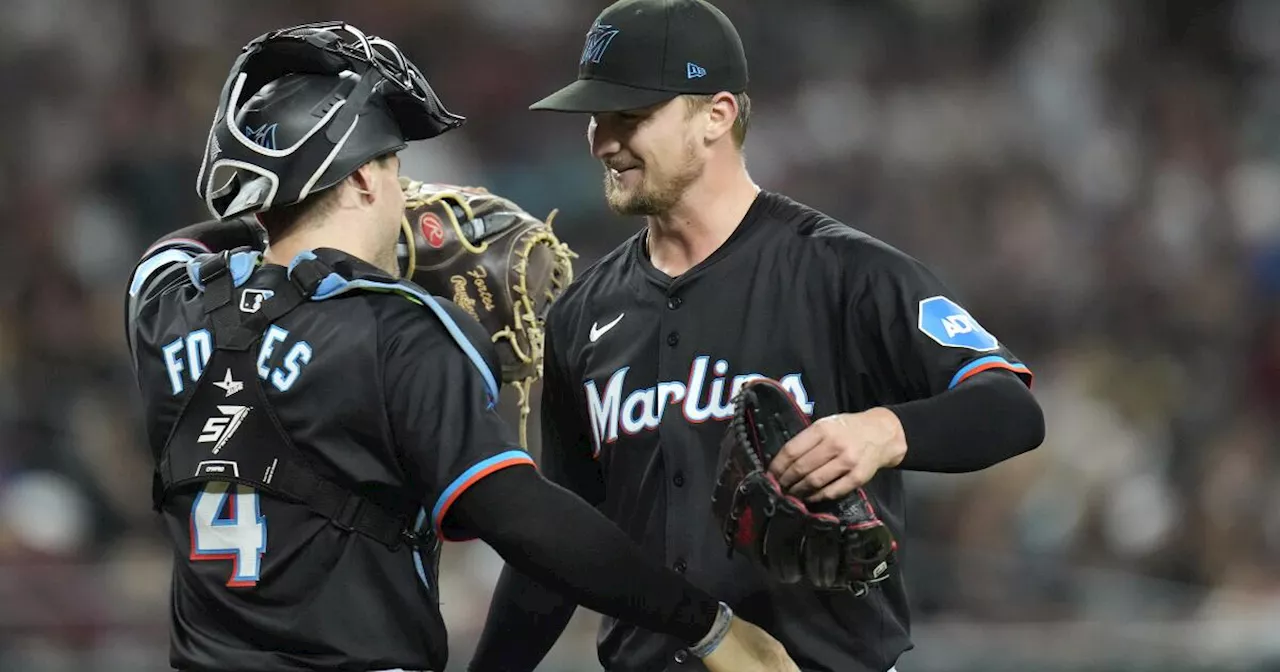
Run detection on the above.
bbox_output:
[539,191,1033,672]
[125,242,533,672]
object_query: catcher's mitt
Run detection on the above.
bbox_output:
[397,177,576,447]
[711,378,898,594]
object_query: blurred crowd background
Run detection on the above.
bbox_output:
[2,0,1279,670]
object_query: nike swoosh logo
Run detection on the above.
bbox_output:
[589,313,625,342]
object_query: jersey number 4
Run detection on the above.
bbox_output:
[190,482,266,587]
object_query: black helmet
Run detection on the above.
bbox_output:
[197,21,465,220]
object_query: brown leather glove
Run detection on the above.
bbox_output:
[397,178,576,446]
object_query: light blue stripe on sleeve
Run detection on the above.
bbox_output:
[947,355,1031,389]
[129,249,194,297]
[430,450,533,530]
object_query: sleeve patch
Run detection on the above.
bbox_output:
[917,296,1000,352]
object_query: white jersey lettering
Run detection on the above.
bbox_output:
[584,356,814,456]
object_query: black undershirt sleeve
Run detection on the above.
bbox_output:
[888,369,1045,473]
[467,566,578,672]
[451,465,719,651]
[467,318,614,672]
[152,216,265,253]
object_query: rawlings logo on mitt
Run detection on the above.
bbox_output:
[711,378,898,594]
[397,178,576,446]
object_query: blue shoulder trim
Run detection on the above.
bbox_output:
[287,250,499,406]
[129,248,195,297]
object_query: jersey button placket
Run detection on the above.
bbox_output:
[658,284,692,596]
[674,649,690,664]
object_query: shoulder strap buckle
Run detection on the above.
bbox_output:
[288,256,336,298]
[198,250,231,284]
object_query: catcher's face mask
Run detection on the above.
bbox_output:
[197,22,466,221]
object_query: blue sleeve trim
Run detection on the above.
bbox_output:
[948,355,1032,389]
[430,450,535,535]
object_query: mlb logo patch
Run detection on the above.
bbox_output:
[239,288,275,314]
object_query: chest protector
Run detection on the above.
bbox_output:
[152,250,435,563]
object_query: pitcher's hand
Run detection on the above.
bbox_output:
[770,408,907,502]
[702,616,800,672]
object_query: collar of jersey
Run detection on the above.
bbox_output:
[632,190,773,288]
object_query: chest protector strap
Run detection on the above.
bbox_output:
[153,250,429,553]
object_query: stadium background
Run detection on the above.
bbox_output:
[2,0,1279,670]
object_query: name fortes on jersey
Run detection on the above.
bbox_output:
[585,356,813,455]
[162,325,313,396]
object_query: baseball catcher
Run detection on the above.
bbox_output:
[398,178,576,447]
[712,378,899,594]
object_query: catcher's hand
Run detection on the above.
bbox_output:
[397,178,576,446]
[711,378,898,594]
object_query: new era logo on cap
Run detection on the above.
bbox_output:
[686,62,706,79]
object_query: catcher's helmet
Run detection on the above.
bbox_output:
[197,22,465,220]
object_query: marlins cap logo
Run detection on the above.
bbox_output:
[580,22,620,65]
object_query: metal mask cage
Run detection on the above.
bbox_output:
[282,22,450,115]
[196,21,465,220]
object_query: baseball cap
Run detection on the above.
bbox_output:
[530,0,748,113]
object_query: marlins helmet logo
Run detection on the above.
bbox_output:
[244,123,278,151]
